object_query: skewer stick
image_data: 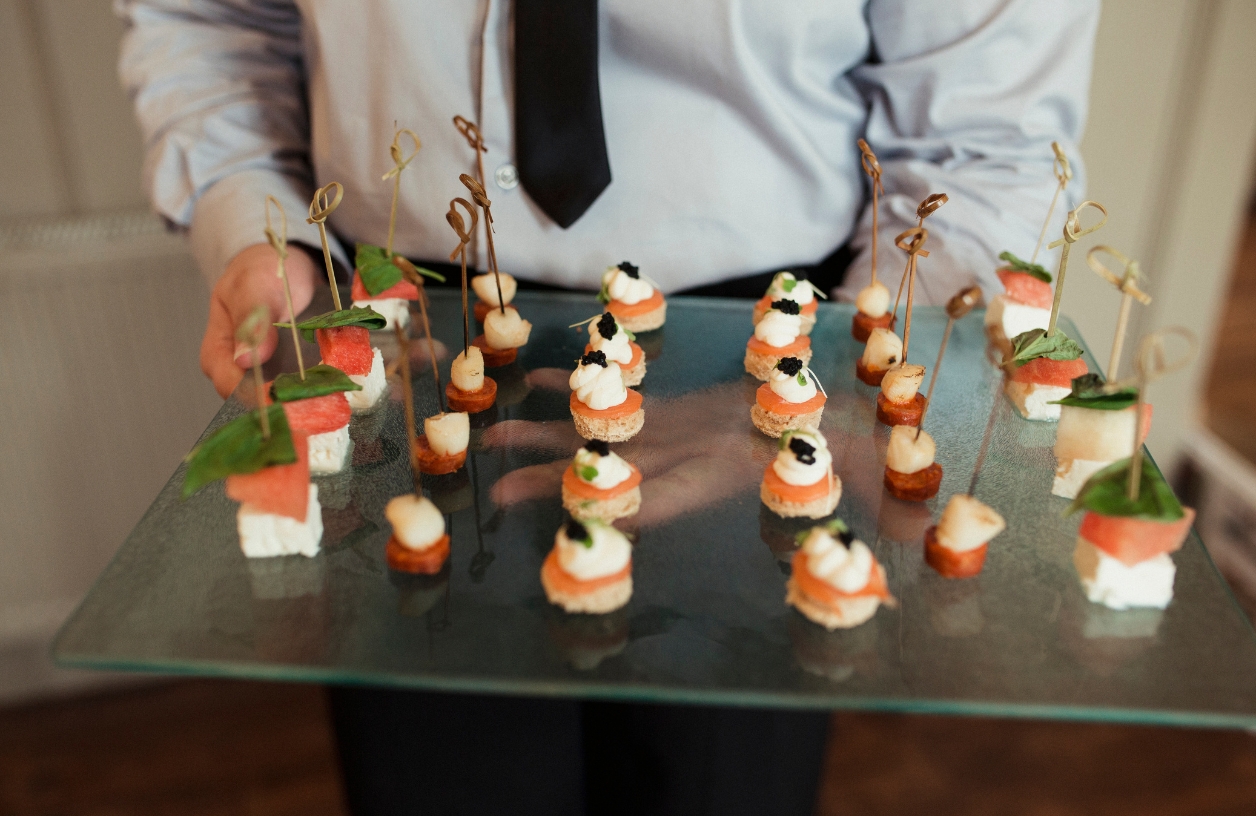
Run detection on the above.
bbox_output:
[1031,142,1073,265]
[453,116,488,197]
[857,139,884,286]
[1126,327,1197,500]
[892,194,947,321]
[1045,200,1107,337]
[306,182,345,311]
[459,174,505,314]
[394,323,422,495]
[916,286,982,439]
[893,227,930,365]
[446,198,479,356]
[264,196,305,380]
[382,128,421,260]
[237,305,272,438]
[1086,245,1152,380]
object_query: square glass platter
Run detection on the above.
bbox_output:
[54,289,1256,727]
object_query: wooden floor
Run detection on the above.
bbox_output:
[3,680,1256,815]
[1205,213,1256,466]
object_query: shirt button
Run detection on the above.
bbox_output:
[495,163,519,190]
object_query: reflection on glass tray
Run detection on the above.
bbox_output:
[53,289,1256,728]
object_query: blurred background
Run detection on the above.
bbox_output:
[1,0,1255,813]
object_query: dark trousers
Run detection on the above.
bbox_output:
[328,687,830,816]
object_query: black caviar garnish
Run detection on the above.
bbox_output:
[771,299,801,316]
[565,519,590,543]
[837,529,854,547]
[596,312,618,339]
[776,356,804,376]
[581,350,608,367]
[619,261,640,279]
[788,436,816,465]
[793,269,808,281]
[887,355,897,365]
[584,439,610,456]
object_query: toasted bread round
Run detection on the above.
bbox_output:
[750,403,823,439]
[614,301,667,333]
[562,485,642,522]
[760,473,841,519]
[542,571,633,614]
[571,407,645,442]
[786,576,881,630]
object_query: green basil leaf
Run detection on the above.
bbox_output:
[998,250,1053,283]
[578,465,599,483]
[1008,328,1083,367]
[182,405,295,499]
[271,364,363,402]
[277,305,387,343]
[411,264,446,283]
[1067,457,1185,522]
[1049,372,1140,411]
[782,277,797,292]
[354,243,404,296]
[597,279,611,305]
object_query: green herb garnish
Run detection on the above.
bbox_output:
[355,243,444,296]
[277,305,387,343]
[998,250,1052,283]
[797,373,807,386]
[793,518,850,546]
[1067,457,1184,522]
[182,405,295,499]
[781,276,797,293]
[578,465,599,483]
[597,278,611,305]
[1007,328,1083,367]
[271,364,363,402]
[1049,373,1139,411]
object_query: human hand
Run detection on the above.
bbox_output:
[200,243,318,398]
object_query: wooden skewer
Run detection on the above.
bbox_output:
[857,139,884,286]
[893,227,930,366]
[1045,200,1108,337]
[459,174,505,315]
[1126,327,1197,500]
[382,128,421,260]
[237,305,272,438]
[892,194,947,322]
[1086,245,1152,380]
[916,286,982,439]
[446,198,478,357]
[1031,142,1072,265]
[306,182,344,311]
[394,323,422,495]
[264,196,305,380]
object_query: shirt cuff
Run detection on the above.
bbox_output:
[187,169,348,287]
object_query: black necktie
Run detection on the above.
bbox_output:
[514,0,612,229]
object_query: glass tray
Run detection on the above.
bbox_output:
[53,290,1256,728]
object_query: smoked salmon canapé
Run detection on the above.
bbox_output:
[562,439,643,522]
[181,404,322,559]
[1050,374,1153,499]
[786,521,895,630]
[745,299,813,380]
[413,411,470,475]
[856,327,902,386]
[751,357,826,438]
[600,261,666,333]
[752,271,822,335]
[851,280,894,342]
[445,345,497,413]
[924,495,1006,578]
[267,365,363,476]
[883,425,942,502]
[1068,457,1194,611]
[471,271,518,324]
[569,350,645,442]
[984,252,1054,360]
[760,429,841,519]
[875,364,926,428]
[1002,328,1089,422]
[473,305,533,367]
[585,311,646,386]
[541,519,633,614]
[384,493,450,575]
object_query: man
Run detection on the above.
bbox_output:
[117,1,1099,813]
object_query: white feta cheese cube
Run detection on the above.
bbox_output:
[307,424,351,475]
[352,298,410,330]
[346,348,386,413]
[237,484,323,558]
[1073,538,1175,611]
[1004,381,1069,422]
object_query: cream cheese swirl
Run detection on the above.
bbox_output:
[766,271,815,306]
[768,358,818,404]
[556,519,631,580]
[802,528,874,593]
[602,262,654,305]
[573,440,633,490]
[588,313,633,365]
[754,309,802,348]
[569,352,628,410]
[773,430,832,486]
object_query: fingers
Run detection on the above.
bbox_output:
[201,295,245,399]
[489,460,568,506]
[634,453,763,529]
[481,419,583,454]
[524,367,572,391]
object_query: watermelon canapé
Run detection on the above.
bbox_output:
[997,269,1053,310]
[226,431,310,520]
[317,326,374,375]
[1080,507,1195,567]
[279,392,351,435]
[1011,356,1088,388]
[351,273,420,302]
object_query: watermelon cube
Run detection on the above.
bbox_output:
[226,432,311,520]
[280,392,351,435]
[1079,507,1195,567]
[1011,356,1089,388]
[997,269,1053,309]
[351,272,420,302]
[317,326,374,375]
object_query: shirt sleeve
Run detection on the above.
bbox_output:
[837,0,1100,306]
[115,0,346,283]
